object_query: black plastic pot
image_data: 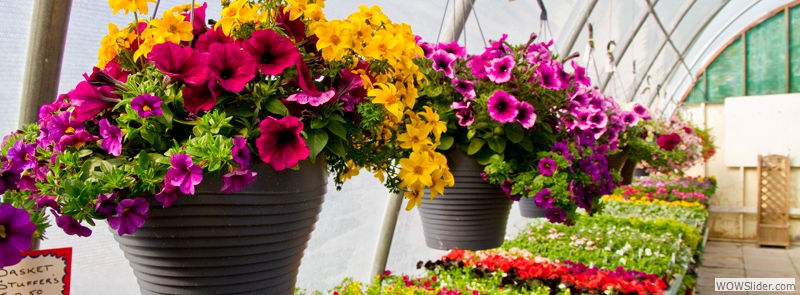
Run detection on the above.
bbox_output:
[518,197,548,218]
[606,148,629,172]
[620,158,638,185]
[419,149,512,250]
[112,156,327,295]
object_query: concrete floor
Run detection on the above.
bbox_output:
[696,241,800,294]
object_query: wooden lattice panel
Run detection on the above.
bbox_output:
[757,154,791,248]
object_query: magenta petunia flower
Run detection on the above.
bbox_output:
[0,166,21,195]
[451,99,475,126]
[0,203,35,267]
[486,55,515,84]
[452,78,475,99]
[165,154,203,195]
[621,112,639,126]
[571,61,590,86]
[418,41,435,58]
[149,42,209,86]
[102,60,131,83]
[469,53,492,79]
[6,140,36,170]
[588,112,608,129]
[515,101,537,129]
[35,195,61,212]
[37,99,69,122]
[221,169,258,194]
[487,90,520,123]
[68,81,121,122]
[276,8,308,43]
[500,179,520,201]
[431,50,456,78]
[538,157,557,176]
[657,133,682,151]
[56,129,98,152]
[285,89,336,107]
[94,193,117,216]
[208,43,257,92]
[99,119,122,156]
[194,27,235,53]
[52,209,92,237]
[574,109,593,130]
[256,116,310,171]
[243,29,301,76]
[546,207,567,223]
[534,188,554,209]
[154,182,179,208]
[232,136,251,170]
[181,2,208,37]
[131,94,163,118]
[436,40,466,57]
[84,64,127,89]
[182,80,223,113]
[633,104,651,120]
[107,197,150,236]
[293,53,323,96]
[537,62,562,90]
[336,69,367,113]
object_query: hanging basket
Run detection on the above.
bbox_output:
[518,197,548,218]
[620,158,638,185]
[112,156,327,295]
[606,148,629,172]
[419,149,512,250]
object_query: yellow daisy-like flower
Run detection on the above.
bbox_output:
[150,12,194,44]
[164,3,199,15]
[108,0,155,16]
[398,151,439,188]
[429,168,454,200]
[348,20,374,52]
[315,20,354,61]
[368,83,403,119]
[284,0,309,21]
[349,5,389,28]
[396,82,417,109]
[305,4,326,23]
[397,124,433,152]
[404,189,424,211]
[339,160,361,181]
[362,30,404,62]
[133,27,168,61]
[419,106,446,142]
[97,24,122,68]
[215,0,257,36]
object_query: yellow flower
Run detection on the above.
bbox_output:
[306,4,326,23]
[368,83,403,119]
[396,82,417,109]
[284,0,309,21]
[315,20,354,61]
[150,12,194,44]
[419,106,446,142]
[362,30,404,62]
[349,5,389,28]
[397,124,433,152]
[429,168,454,200]
[97,24,122,68]
[164,3,199,15]
[340,160,361,181]
[108,0,155,16]
[348,20,374,52]
[398,151,439,188]
[404,189,424,210]
[215,0,257,36]
[133,27,168,61]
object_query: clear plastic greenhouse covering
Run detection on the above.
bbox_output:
[0,0,794,293]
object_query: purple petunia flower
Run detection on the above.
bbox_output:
[537,62,562,90]
[243,29,301,76]
[35,195,61,212]
[588,112,608,129]
[571,61,591,86]
[149,42,209,85]
[486,55,515,84]
[551,142,571,160]
[487,90,519,123]
[437,40,466,57]
[6,140,36,170]
[534,188,554,209]
[621,112,639,126]
[207,42,257,92]
[578,129,597,147]
[546,207,567,223]
[431,50,456,78]
[633,104,651,120]
[154,182,179,208]
[131,94,163,118]
[232,136,251,170]
[594,144,609,156]
[500,179,520,201]
[0,166,21,195]
[256,116,310,171]
[451,99,475,126]
[165,154,203,195]
[515,101,537,129]
[46,111,84,143]
[452,78,475,99]
[285,89,336,107]
[538,157,557,176]
[221,169,258,193]
[107,197,150,236]
[95,193,117,216]
[52,209,92,237]
[99,119,122,156]
[0,203,36,267]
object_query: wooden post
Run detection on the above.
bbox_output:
[18,0,73,127]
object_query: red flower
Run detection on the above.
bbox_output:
[657,132,682,151]
[243,29,300,76]
[207,43,257,92]
[256,116,310,171]
[149,42,209,86]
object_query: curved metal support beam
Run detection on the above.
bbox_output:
[627,0,697,102]
[559,0,599,58]
[440,0,478,43]
[599,0,660,92]
[655,0,760,109]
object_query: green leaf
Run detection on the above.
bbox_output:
[77,149,93,158]
[437,135,454,151]
[326,136,346,158]
[141,128,156,145]
[505,123,524,143]
[137,150,150,169]
[63,179,84,198]
[486,137,506,153]
[326,120,347,140]
[264,98,289,116]
[306,129,329,162]
[467,138,485,155]
[476,148,499,166]
[519,137,534,152]
[310,118,329,129]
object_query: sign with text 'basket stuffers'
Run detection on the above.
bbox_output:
[0,248,71,295]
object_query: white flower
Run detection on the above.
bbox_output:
[620,258,627,265]
[645,248,652,256]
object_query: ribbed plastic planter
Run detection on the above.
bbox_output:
[606,148,629,172]
[112,157,327,295]
[419,149,512,250]
[518,197,548,218]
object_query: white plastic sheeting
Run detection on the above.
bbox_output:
[0,0,796,293]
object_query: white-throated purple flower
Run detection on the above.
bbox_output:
[99,119,122,156]
[487,90,520,123]
[131,94,163,118]
[538,157,557,176]
[546,207,567,223]
[221,169,258,194]
[537,62,562,90]
[107,197,150,236]
[231,137,251,170]
[165,154,203,195]
[486,55,515,84]
[452,78,476,99]
[0,203,36,267]
[534,188,554,209]
[431,50,456,78]
[515,101,537,129]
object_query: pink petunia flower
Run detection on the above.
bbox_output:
[221,169,258,193]
[486,55,515,83]
[431,50,456,78]
[149,42,209,86]
[68,81,121,122]
[487,90,519,123]
[207,43,257,92]
[256,116,310,171]
[285,89,336,107]
[515,101,537,129]
[243,29,301,76]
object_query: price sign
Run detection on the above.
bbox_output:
[0,248,71,295]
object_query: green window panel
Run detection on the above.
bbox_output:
[746,14,787,95]
[790,6,800,92]
[706,37,744,103]
[686,72,707,103]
